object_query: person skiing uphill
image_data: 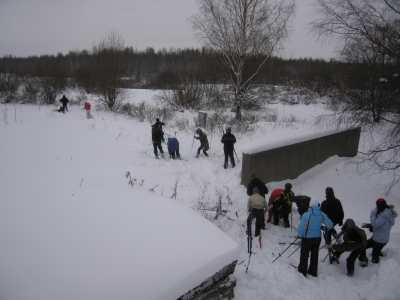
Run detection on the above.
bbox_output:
[194,128,209,158]
[247,187,268,237]
[297,198,333,277]
[59,95,69,112]
[83,102,93,119]
[358,198,397,266]
[221,127,236,169]
[326,218,367,276]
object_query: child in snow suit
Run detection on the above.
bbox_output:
[247,187,268,237]
[167,137,181,160]
[358,198,397,265]
[83,102,93,119]
[297,198,333,277]
[326,218,367,276]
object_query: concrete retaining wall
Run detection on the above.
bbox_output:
[241,127,361,187]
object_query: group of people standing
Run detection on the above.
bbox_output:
[151,122,237,168]
[245,172,398,278]
[54,95,93,119]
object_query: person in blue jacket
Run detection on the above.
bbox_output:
[358,198,397,265]
[297,198,333,277]
[167,137,181,160]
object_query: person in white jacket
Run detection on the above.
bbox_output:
[247,187,268,237]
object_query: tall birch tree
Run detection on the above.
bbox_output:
[189,0,296,119]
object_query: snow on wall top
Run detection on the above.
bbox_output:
[241,129,342,155]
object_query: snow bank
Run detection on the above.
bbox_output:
[0,179,240,300]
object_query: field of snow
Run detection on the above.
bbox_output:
[0,89,399,300]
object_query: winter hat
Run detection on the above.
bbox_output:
[249,171,256,179]
[347,228,359,241]
[196,128,202,134]
[325,187,334,196]
[226,127,231,133]
[253,187,259,193]
[376,198,388,211]
[309,198,319,207]
[285,183,292,190]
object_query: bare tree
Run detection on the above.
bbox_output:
[189,0,296,119]
[92,29,127,110]
[309,0,400,193]
[0,73,20,103]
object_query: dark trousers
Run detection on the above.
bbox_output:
[359,238,386,261]
[197,146,208,156]
[62,104,68,112]
[247,208,265,237]
[224,150,234,166]
[298,237,321,277]
[153,143,164,156]
[273,209,290,226]
[170,150,180,159]
[335,247,363,273]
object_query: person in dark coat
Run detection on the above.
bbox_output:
[321,187,345,244]
[297,198,333,277]
[326,218,367,276]
[194,128,209,158]
[221,127,236,169]
[358,198,397,266]
[246,171,268,198]
[59,95,69,112]
[293,195,311,216]
[272,183,295,228]
[167,137,181,160]
[152,124,164,159]
[152,118,165,142]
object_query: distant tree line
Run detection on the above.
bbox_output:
[0,47,337,90]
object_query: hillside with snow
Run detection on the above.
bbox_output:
[0,89,399,300]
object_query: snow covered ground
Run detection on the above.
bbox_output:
[1,89,399,300]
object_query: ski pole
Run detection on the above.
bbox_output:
[233,149,240,163]
[287,244,302,258]
[190,134,195,153]
[272,237,299,263]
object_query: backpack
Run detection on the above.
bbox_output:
[355,227,367,250]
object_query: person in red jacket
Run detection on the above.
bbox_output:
[83,102,93,119]
[267,188,284,223]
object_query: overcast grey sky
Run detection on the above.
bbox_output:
[0,0,335,59]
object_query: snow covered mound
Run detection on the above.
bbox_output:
[0,185,240,300]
